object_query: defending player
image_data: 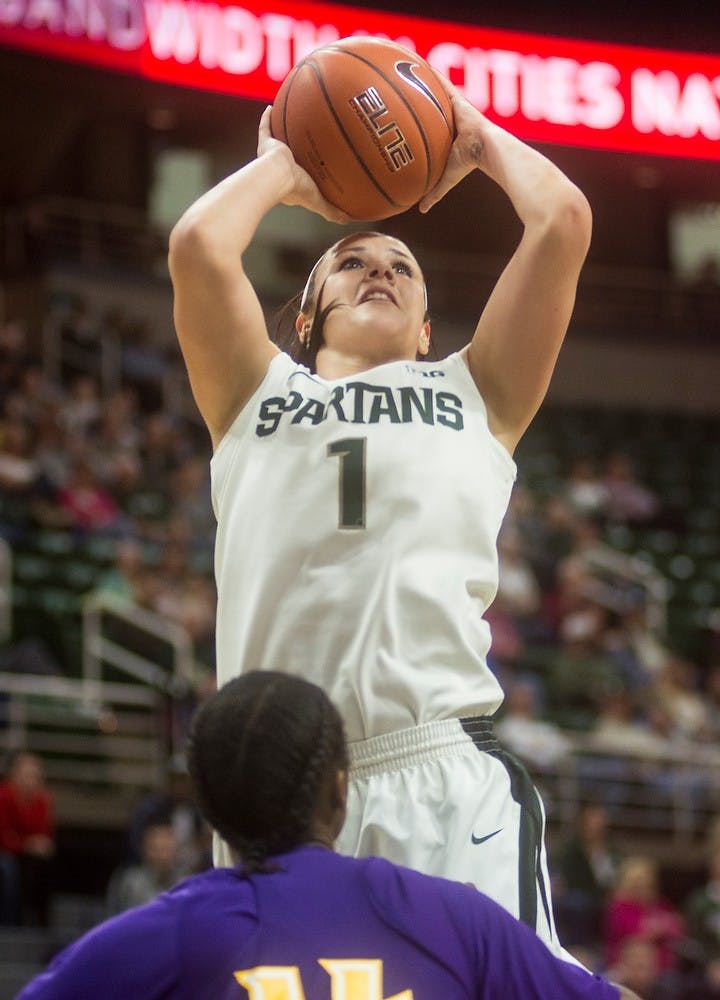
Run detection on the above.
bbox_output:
[16,673,640,999]
[167,73,592,958]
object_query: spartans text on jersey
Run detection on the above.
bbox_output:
[256,382,464,437]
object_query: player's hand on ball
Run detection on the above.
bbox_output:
[418,81,487,214]
[257,107,350,225]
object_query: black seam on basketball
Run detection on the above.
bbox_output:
[324,45,452,192]
[305,58,402,212]
[277,64,300,143]
[280,64,299,142]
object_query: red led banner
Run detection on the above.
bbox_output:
[1,0,720,159]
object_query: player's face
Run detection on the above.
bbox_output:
[308,235,430,362]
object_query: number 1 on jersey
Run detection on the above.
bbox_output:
[328,437,366,529]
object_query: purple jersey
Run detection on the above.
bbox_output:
[17,846,619,1000]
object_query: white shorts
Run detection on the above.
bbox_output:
[335,716,570,962]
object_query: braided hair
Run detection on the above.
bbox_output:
[187,671,347,874]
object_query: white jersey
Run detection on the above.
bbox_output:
[211,350,516,742]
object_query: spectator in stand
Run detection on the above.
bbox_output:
[604,856,686,973]
[106,821,186,916]
[86,387,141,483]
[602,451,660,526]
[169,456,216,554]
[528,493,580,592]
[553,801,623,956]
[127,756,207,873]
[0,418,39,495]
[105,450,145,523]
[496,525,543,634]
[588,686,668,756]
[95,538,145,603]
[495,676,573,768]
[138,412,184,494]
[546,607,625,727]
[151,543,216,655]
[485,523,546,681]
[58,374,101,440]
[3,365,60,429]
[702,664,720,743]
[684,841,720,967]
[605,937,677,1000]
[0,320,34,391]
[0,751,55,926]
[33,406,73,493]
[653,653,710,743]
[563,456,609,520]
[597,601,668,697]
[483,601,525,687]
[120,318,167,412]
[542,528,613,642]
[608,598,674,683]
[55,457,125,535]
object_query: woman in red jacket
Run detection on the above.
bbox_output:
[0,751,55,925]
[604,855,686,972]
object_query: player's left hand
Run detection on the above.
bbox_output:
[418,79,489,213]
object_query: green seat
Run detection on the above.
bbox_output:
[13,553,55,586]
[59,560,99,594]
[36,587,81,616]
[80,535,119,567]
[33,530,76,557]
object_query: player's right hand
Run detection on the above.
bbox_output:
[257,106,350,225]
[418,80,488,213]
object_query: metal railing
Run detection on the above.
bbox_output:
[2,199,718,345]
[0,538,11,644]
[579,543,669,633]
[82,591,194,696]
[41,311,123,400]
[1,198,167,273]
[0,591,196,826]
[526,734,720,852]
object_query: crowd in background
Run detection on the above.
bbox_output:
[0,305,217,678]
[1,297,720,998]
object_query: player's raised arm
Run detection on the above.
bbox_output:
[168,107,348,448]
[420,83,592,456]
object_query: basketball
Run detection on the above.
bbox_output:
[270,37,455,221]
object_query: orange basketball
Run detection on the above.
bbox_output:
[271,37,455,221]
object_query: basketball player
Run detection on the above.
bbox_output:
[16,673,640,999]
[167,74,592,958]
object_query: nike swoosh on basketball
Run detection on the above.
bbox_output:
[471,828,503,845]
[394,61,448,120]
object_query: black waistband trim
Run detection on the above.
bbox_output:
[459,715,500,753]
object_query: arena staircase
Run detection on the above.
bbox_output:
[1,585,195,829]
[0,894,107,999]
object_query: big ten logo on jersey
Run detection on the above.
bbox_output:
[404,365,445,377]
[255,381,463,437]
[235,959,413,999]
[350,87,414,171]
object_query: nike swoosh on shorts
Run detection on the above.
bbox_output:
[471,828,503,845]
